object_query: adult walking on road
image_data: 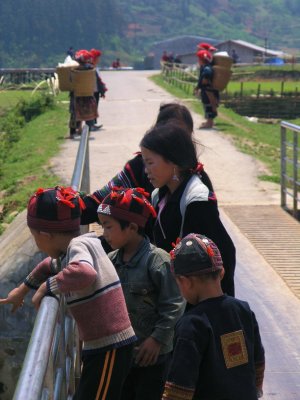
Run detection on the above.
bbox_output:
[89,48,107,131]
[140,122,236,296]
[194,49,219,129]
[68,50,98,138]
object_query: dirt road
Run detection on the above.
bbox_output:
[52,70,280,205]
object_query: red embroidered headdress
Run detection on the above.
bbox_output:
[170,233,223,276]
[90,48,102,59]
[97,187,156,228]
[196,50,213,63]
[27,186,85,232]
[197,42,217,52]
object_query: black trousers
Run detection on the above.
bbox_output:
[120,357,169,400]
[74,344,134,400]
[201,90,219,119]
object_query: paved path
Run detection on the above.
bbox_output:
[51,71,300,399]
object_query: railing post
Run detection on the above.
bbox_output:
[13,297,59,400]
[281,125,287,209]
[293,132,298,218]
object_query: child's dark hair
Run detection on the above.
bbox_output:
[141,121,214,191]
[156,103,194,134]
[187,269,222,281]
[140,120,213,191]
[140,122,197,174]
[118,218,145,236]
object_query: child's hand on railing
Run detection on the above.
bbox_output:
[0,283,30,313]
[32,282,47,310]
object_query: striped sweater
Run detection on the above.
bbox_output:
[24,232,136,353]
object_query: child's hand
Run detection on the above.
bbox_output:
[32,283,47,310]
[134,337,161,367]
[0,284,30,313]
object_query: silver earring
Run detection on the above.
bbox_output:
[173,168,179,181]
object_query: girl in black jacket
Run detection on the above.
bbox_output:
[81,102,195,224]
[140,122,236,296]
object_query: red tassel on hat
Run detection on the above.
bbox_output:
[197,50,213,63]
[197,42,217,52]
[35,188,45,196]
[190,162,204,174]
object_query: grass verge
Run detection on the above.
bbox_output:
[0,95,69,234]
[150,74,300,184]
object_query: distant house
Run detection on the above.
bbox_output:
[215,40,288,64]
[147,35,219,69]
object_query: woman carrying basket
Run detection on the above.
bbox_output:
[68,50,98,138]
[194,48,219,130]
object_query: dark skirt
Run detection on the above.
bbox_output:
[69,93,98,129]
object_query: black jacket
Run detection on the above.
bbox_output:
[166,295,265,400]
[152,176,236,296]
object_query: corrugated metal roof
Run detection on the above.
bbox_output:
[216,39,286,56]
[152,35,219,46]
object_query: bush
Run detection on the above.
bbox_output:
[16,93,55,122]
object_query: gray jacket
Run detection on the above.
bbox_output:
[108,237,185,355]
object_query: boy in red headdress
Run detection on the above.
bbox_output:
[97,187,185,400]
[194,49,219,129]
[0,186,136,400]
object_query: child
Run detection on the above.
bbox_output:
[97,187,185,400]
[0,186,136,400]
[194,49,219,129]
[162,233,265,400]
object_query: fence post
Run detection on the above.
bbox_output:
[256,83,261,98]
[240,82,243,97]
[281,81,284,97]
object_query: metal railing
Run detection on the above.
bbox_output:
[281,121,300,220]
[13,125,90,400]
[0,68,56,84]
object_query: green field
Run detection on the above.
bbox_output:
[165,63,300,97]
[226,81,300,96]
[151,73,300,185]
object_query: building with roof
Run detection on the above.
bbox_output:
[147,35,219,69]
[215,40,289,64]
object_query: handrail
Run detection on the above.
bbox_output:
[281,121,300,220]
[13,125,90,400]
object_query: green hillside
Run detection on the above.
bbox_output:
[0,0,299,67]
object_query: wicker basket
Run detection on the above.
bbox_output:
[56,66,75,92]
[212,66,232,91]
[213,55,233,69]
[72,69,96,97]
